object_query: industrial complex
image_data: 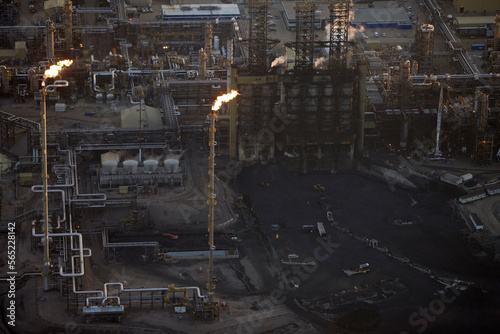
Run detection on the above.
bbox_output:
[1,0,500,333]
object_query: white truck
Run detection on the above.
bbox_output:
[317,222,326,239]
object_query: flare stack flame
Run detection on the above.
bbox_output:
[212,90,238,112]
[44,60,73,78]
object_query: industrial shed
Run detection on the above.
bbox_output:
[351,6,412,29]
[161,4,240,21]
[453,0,500,14]
[454,16,496,36]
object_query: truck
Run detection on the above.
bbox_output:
[343,263,370,276]
[317,222,326,239]
[302,224,314,233]
[461,173,473,183]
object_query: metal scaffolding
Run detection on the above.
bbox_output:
[294,1,316,73]
[474,87,494,165]
[244,0,279,73]
[0,110,40,153]
[328,0,350,69]
[415,24,435,74]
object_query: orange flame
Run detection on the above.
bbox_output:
[212,90,238,111]
[44,60,73,78]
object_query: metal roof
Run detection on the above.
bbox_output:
[454,16,495,27]
[161,4,240,21]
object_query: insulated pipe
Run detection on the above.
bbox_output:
[72,276,103,298]
[71,148,106,201]
[128,94,140,104]
[31,186,66,228]
[85,285,208,307]
[85,283,208,307]
[31,223,90,277]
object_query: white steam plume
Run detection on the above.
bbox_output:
[271,55,287,67]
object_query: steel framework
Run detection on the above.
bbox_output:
[294,1,316,73]
[244,0,279,73]
[328,0,350,69]
[415,24,435,74]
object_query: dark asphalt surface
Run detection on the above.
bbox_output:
[236,163,500,334]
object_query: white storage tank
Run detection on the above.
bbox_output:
[123,160,138,174]
[143,159,159,173]
[102,161,118,175]
[164,159,179,172]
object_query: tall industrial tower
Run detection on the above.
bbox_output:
[294,1,317,73]
[63,0,73,51]
[328,0,350,69]
[474,87,494,165]
[245,0,279,73]
[281,0,363,171]
[231,0,279,163]
[415,24,435,74]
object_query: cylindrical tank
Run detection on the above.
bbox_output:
[324,84,333,96]
[308,85,318,97]
[164,159,179,172]
[123,160,138,174]
[214,36,219,50]
[289,101,300,113]
[102,161,118,175]
[305,98,318,112]
[143,159,159,173]
[290,86,300,96]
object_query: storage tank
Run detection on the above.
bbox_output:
[164,159,179,172]
[102,161,118,175]
[308,85,318,97]
[123,160,138,174]
[214,36,219,50]
[143,159,159,173]
[324,84,333,96]
[290,86,300,96]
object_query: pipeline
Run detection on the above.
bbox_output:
[85,282,208,307]
[31,221,91,277]
[29,146,208,310]
[30,186,66,229]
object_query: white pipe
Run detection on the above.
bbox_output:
[85,282,207,307]
[30,186,65,229]
[30,147,208,308]
[72,276,103,298]
[31,222,90,277]
[128,94,140,104]
[70,148,107,202]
